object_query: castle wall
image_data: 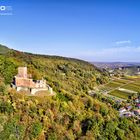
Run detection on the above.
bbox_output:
[16,86,29,92]
[15,77,35,88]
[34,80,46,88]
[31,86,53,95]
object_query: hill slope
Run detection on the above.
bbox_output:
[0,46,109,92]
[0,44,11,54]
[0,45,139,140]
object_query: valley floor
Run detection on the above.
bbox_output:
[91,76,140,119]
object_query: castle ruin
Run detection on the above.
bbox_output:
[12,67,53,95]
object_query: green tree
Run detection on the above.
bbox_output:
[30,121,42,139]
[0,82,7,95]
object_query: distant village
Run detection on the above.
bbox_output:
[12,67,53,95]
[108,67,140,77]
[119,96,140,119]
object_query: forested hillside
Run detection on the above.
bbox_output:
[0,44,11,54]
[0,45,139,140]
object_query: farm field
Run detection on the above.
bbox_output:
[122,84,140,92]
[133,82,140,86]
[122,76,140,81]
[100,76,140,99]
[105,82,122,88]
[109,90,133,99]
[113,78,131,84]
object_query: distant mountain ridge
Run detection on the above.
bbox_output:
[92,62,140,69]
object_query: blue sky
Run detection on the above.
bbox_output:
[0,0,140,62]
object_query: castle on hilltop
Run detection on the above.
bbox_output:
[12,67,53,95]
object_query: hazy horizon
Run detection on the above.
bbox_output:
[0,0,140,62]
[2,43,140,63]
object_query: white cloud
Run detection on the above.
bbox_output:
[115,40,132,45]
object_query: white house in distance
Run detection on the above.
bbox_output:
[12,67,53,95]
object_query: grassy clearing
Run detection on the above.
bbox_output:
[109,90,133,99]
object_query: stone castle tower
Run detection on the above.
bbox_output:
[17,67,27,78]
